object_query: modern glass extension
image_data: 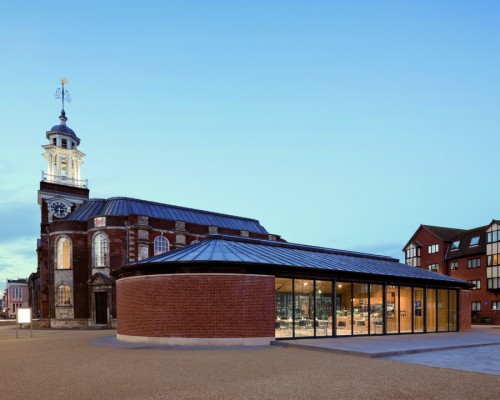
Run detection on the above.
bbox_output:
[275,277,458,339]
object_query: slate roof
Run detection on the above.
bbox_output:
[126,235,467,286]
[421,225,466,242]
[66,197,268,234]
[445,226,488,260]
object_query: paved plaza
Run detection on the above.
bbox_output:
[1,322,499,399]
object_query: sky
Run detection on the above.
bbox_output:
[1,1,499,291]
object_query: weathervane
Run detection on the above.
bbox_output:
[54,78,72,114]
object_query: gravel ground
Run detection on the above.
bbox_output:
[1,327,499,400]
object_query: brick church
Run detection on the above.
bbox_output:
[32,86,281,328]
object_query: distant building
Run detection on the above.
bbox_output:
[404,222,500,323]
[5,279,29,318]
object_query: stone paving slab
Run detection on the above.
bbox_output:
[384,345,500,375]
[271,326,500,375]
[272,327,500,357]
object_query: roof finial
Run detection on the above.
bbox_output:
[54,78,72,122]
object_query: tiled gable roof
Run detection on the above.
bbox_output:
[421,225,466,242]
[445,226,488,260]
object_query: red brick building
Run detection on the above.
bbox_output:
[404,223,500,324]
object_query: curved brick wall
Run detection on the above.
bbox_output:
[116,274,275,345]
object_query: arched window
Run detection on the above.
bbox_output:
[154,236,169,256]
[56,237,71,269]
[57,284,71,305]
[93,233,109,267]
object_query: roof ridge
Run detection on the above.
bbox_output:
[207,235,399,263]
[99,196,262,223]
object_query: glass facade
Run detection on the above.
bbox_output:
[370,284,384,335]
[315,281,333,336]
[275,277,459,339]
[353,283,369,335]
[426,288,437,333]
[399,286,412,333]
[413,287,424,333]
[336,282,352,336]
[294,279,314,337]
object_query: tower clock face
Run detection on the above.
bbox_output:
[49,201,70,218]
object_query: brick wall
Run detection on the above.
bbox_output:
[117,274,275,339]
[459,290,471,331]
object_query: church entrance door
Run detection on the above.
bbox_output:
[95,292,108,324]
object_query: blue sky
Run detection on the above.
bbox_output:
[1,1,499,291]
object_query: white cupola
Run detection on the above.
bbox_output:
[41,79,87,188]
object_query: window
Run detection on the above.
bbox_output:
[405,245,421,267]
[94,217,106,227]
[488,254,500,266]
[428,264,439,272]
[487,262,500,290]
[56,237,71,269]
[492,301,499,311]
[138,245,149,261]
[175,221,185,231]
[450,240,460,250]
[487,228,499,243]
[57,284,71,305]
[471,301,481,312]
[93,233,109,267]
[467,258,481,269]
[450,261,458,270]
[154,236,169,255]
[61,139,67,148]
[469,236,480,247]
[428,244,439,254]
[468,280,481,290]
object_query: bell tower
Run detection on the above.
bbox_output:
[38,79,89,224]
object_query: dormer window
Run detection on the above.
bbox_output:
[450,240,460,250]
[469,236,480,247]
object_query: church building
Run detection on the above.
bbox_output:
[33,82,280,327]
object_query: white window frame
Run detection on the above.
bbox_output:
[56,236,72,269]
[138,245,149,261]
[93,232,109,268]
[56,284,72,306]
[470,236,480,247]
[428,264,439,272]
[428,244,439,254]
[154,236,169,256]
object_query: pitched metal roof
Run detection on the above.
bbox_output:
[128,235,467,286]
[66,197,268,234]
